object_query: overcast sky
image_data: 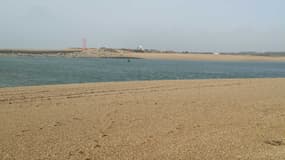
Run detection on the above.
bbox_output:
[0,0,284,52]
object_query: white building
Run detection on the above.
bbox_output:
[137,45,144,52]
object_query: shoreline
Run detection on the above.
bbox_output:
[1,49,285,62]
[0,77,284,89]
[1,78,285,159]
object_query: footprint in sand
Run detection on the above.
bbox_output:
[167,124,185,135]
[73,117,82,121]
[101,134,108,138]
[264,140,285,146]
[53,121,63,127]
[15,129,30,137]
[21,129,30,133]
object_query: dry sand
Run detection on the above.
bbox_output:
[128,52,285,62]
[79,49,285,62]
[1,78,285,160]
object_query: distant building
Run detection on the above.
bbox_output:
[136,45,144,52]
[213,52,220,55]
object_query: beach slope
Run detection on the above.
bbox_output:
[1,79,285,159]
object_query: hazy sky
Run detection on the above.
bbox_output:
[1,0,284,52]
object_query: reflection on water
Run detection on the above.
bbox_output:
[0,56,285,87]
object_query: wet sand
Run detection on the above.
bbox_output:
[1,78,285,159]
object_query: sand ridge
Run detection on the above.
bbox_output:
[1,79,285,159]
[79,50,285,62]
[2,49,285,62]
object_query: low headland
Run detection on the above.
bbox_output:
[1,48,285,61]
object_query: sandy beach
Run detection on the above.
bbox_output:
[128,52,285,62]
[1,78,285,159]
[78,50,285,62]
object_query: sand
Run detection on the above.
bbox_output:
[76,49,285,62]
[1,78,285,160]
[2,49,285,62]
[77,50,285,62]
[128,52,285,62]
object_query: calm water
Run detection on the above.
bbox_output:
[1,56,285,87]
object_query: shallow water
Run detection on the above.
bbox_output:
[0,56,285,87]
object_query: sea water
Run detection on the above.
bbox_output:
[0,56,285,87]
